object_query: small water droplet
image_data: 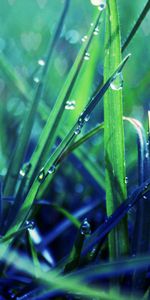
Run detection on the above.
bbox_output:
[81,218,91,235]
[143,195,147,200]
[110,72,123,91]
[90,22,94,27]
[145,152,149,158]
[98,0,106,10]
[84,52,90,61]
[48,165,56,174]
[125,177,128,184]
[81,35,88,42]
[144,185,148,190]
[19,169,26,177]
[75,126,82,135]
[33,76,40,83]
[93,26,99,35]
[26,220,35,230]
[65,100,76,110]
[38,168,45,182]
[38,59,45,66]
[84,114,90,122]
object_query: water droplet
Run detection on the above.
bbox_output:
[81,35,88,42]
[110,72,123,91]
[143,195,147,200]
[90,0,106,8]
[84,52,90,61]
[81,218,91,235]
[38,58,45,66]
[48,165,56,174]
[98,0,106,10]
[144,185,148,190]
[75,126,82,135]
[65,100,76,110]
[145,152,149,158]
[125,177,128,184]
[90,22,94,27]
[26,220,35,230]
[38,168,45,182]
[19,169,26,177]
[93,26,99,35]
[84,114,90,122]
[33,76,40,83]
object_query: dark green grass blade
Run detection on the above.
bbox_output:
[122,0,150,52]
[104,0,128,259]
[3,55,130,241]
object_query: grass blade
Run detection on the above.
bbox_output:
[104,0,129,258]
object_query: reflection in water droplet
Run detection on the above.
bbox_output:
[110,72,123,91]
[84,52,90,61]
[33,76,40,83]
[81,218,91,235]
[65,100,76,110]
[48,165,56,174]
[38,59,45,66]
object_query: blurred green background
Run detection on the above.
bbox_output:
[0,0,150,188]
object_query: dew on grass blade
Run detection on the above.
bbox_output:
[65,100,76,110]
[90,0,106,10]
[38,168,45,182]
[38,58,45,66]
[84,52,90,61]
[84,114,90,122]
[93,26,99,35]
[33,76,40,83]
[25,220,35,230]
[125,177,128,184]
[19,169,26,177]
[48,165,56,174]
[81,35,88,42]
[80,218,91,236]
[110,72,123,91]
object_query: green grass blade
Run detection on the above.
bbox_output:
[104,1,129,259]
[52,204,81,229]
[122,0,150,52]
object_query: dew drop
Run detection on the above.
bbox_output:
[81,218,91,236]
[110,72,123,91]
[38,168,45,182]
[93,26,99,35]
[90,0,106,9]
[26,220,35,230]
[84,114,90,122]
[75,126,82,135]
[84,52,90,61]
[33,76,40,83]
[38,59,45,66]
[65,100,76,110]
[48,165,56,174]
[145,152,149,159]
[81,35,88,42]
[143,195,147,200]
[19,169,26,177]
[125,177,128,184]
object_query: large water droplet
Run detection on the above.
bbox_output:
[110,72,123,91]
[65,100,76,110]
[81,218,91,236]
[84,52,90,61]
